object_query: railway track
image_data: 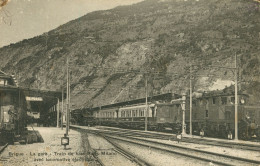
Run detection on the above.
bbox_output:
[104,134,260,166]
[80,130,105,166]
[0,143,8,154]
[102,134,151,166]
[73,126,260,166]
[94,126,260,151]
[80,129,151,166]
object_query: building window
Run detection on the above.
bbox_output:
[221,97,227,105]
[205,110,209,118]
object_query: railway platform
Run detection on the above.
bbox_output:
[0,127,88,166]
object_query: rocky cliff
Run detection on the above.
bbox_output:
[0,0,260,108]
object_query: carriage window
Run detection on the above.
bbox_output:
[212,97,216,104]
[3,111,10,122]
[132,110,136,117]
[0,79,8,86]
[199,99,203,105]
[231,97,235,104]
[221,97,227,105]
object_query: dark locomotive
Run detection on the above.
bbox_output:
[185,91,259,140]
[71,90,260,140]
[0,71,28,144]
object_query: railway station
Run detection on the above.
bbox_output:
[1,70,260,165]
[1,0,260,165]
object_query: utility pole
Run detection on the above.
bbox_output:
[234,53,238,141]
[56,98,60,128]
[66,56,69,135]
[190,65,193,136]
[145,76,148,131]
[61,85,64,130]
[68,70,71,132]
[182,93,186,135]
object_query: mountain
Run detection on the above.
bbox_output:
[0,0,260,108]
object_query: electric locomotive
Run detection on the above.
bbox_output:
[185,91,260,140]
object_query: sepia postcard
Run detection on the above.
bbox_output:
[0,0,260,165]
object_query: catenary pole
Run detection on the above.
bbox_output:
[145,76,148,131]
[234,53,238,140]
[190,65,192,135]
[61,85,64,130]
[66,56,69,135]
[182,93,186,135]
[56,98,60,127]
[68,69,71,131]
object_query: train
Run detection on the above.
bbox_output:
[71,90,260,140]
[185,91,260,140]
[0,71,28,144]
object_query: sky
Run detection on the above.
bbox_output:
[0,0,144,48]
